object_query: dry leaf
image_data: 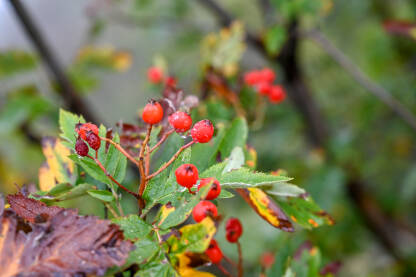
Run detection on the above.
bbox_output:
[1,195,133,276]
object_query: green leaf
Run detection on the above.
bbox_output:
[265,183,306,197]
[0,50,37,78]
[219,117,248,158]
[274,195,335,229]
[59,109,85,148]
[69,154,109,184]
[218,189,234,199]
[104,133,127,183]
[265,25,287,56]
[158,184,211,230]
[87,189,114,202]
[112,214,152,240]
[128,238,159,264]
[134,261,178,277]
[222,146,245,173]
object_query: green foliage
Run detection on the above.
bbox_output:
[87,190,114,202]
[0,50,37,78]
[265,25,287,56]
[112,215,152,240]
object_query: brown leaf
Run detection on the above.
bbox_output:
[7,192,64,223]
[0,196,133,276]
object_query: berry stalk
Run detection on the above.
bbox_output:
[100,137,141,169]
[149,129,174,153]
[237,241,243,277]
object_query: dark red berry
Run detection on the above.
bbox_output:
[257,82,272,95]
[85,131,101,151]
[142,100,164,124]
[75,139,89,156]
[190,120,214,143]
[76,123,99,140]
[165,76,177,87]
[198,178,221,200]
[192,200,218,222]
[147,66,163,83]
[168,111,192,133]
[175,164,199,188]
[205,239,223,264]
[260,68,275,83]
[225,217,243,243]
[268,85,286,104]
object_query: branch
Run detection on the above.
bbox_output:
[305,29,416,132]
[7,0,99,123]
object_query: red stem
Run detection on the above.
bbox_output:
[149,129,174,153]
[237,241,243,277]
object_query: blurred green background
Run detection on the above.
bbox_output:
[1,0,416,276]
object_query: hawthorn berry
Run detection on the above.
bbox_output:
[76,123,99,140]
[75,139,89,156]
[192,200,218,222]
[168,111,192,133]
[147,66,164,84]
[175,164,199,189]
[198,177,221,200]
[260,68,275,83]
[205,239,223,264]
[225,217,243,243]
[190,120,214,143]
[165,76,177,87]
[257,82,272,95]
[268,85,286,104]
[85,131,101,151]
[244,70,261,86]
[142,100,164,125]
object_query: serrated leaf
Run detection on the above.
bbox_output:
[219,117,248,159]
[222,146,245,173]
[128,238,159,264]
[134,261,178,277]
[104,133,127,183]
[265,183,306,197]
[176,253,214,277]
[59,109,85,148]
[274,195,335,229]
[87,190,114,202]
[168,217,216,254]
[218,189,234,199]
[69,154,109,184]
[237,188,293,231]
[39,137,76,191]
[112,214,152,240]
[34,183,95,204]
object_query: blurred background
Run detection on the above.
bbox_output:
[1,0,416,276]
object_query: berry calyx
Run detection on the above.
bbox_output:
[168,111,192,133]
[175,164,199,189]
[76,123,99,140]
[75,138,89,156]
[190,120,214,143]
[198,177,221,200]
[205,239,223,264]
[192,200,218,222]
[85,131,101,151]
[225,217,243,243]
[268,85,286,104]
[142,100,164,125]
[147,66,164,84]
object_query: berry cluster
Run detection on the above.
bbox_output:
[75,122,101,156]
[147,66,177,88]
[244,67,286,104]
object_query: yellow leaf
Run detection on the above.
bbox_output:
[176,252,215,277]
[158,203,175,227]
[38,137,75,191]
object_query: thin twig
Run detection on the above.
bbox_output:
[146,141,195,180]
[237,241,243,277]
[223,254,238,270]
[100,137,141,168]
[86,154,139,198]
[217,264,234,277]
[138,125,153,195]
[149,129,174,153]
[305,29,416,132]
[104,202,119,218]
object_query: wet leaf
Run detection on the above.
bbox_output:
[87,189,114,202]
[112,214,152,240]
[39,137,76,191]
[237,188,293,231]
[176,252,214,277]
[0,197,133,276]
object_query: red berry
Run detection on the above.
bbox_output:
[268,85,286,104]
[190,120,214,143]
[192,200,218,222]
[165,76,177,87]
[147,66,164,83]
[225,217,243,243]
[142,100,164,124]
[244,70,261,86]
[168,111,192,133]
[198,178,221,200]
[205,239,223,264]
[75,139,89,156]
[85,131,101,151]
[257,82,272,95]
[175,164,199,188]
[76,123,99,140]
[260,68,275,83]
